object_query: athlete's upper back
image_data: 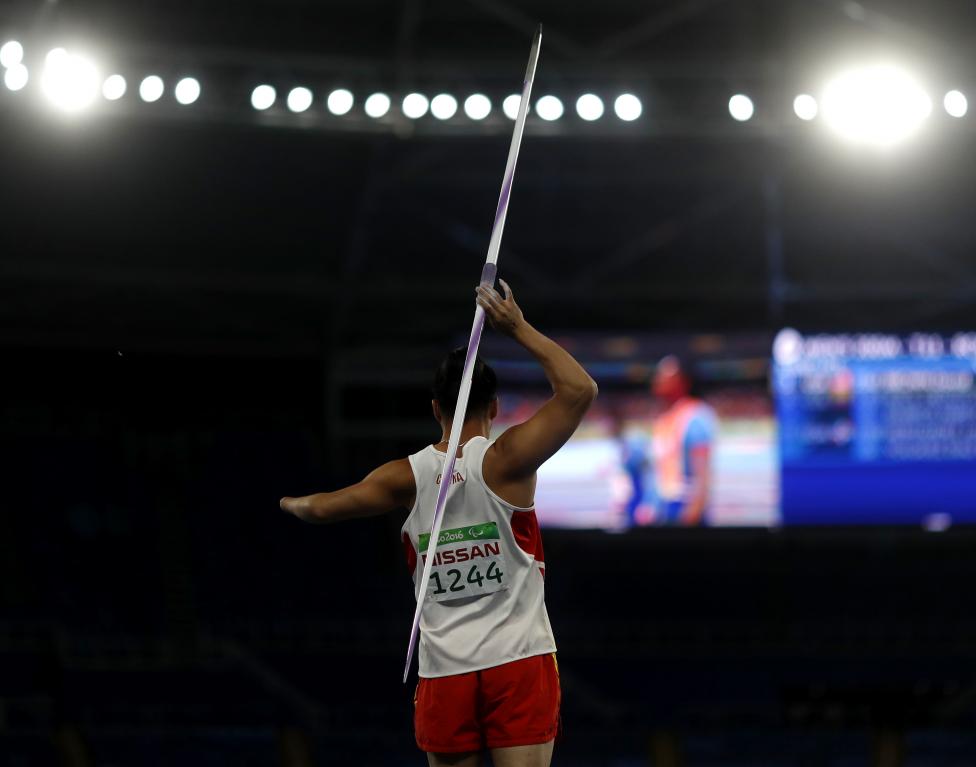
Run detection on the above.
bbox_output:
[400,435,555,678]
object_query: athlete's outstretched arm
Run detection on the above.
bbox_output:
[280,458,415,524]
[476,279,598,480]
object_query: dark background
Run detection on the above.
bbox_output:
[2,1,976,765]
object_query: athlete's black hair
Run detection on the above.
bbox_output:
[432,347,498,420]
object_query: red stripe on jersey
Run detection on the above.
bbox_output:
[511,510,545,566]
[402,532,417,575]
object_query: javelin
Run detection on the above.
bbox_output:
[403,25,542,683]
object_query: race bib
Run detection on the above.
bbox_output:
[419,522,508,603]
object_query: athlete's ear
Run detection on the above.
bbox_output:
[489,397,499,420]
[432,399,443,423]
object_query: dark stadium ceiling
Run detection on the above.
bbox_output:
[4,0,976,65]
[2,0,976,355]
[3,0,976,83]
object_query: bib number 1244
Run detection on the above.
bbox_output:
[418,522,509,603]
[430,561,504,596]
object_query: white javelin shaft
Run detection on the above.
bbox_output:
[403,25,542,684]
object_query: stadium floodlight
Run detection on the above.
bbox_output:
[944,89,968,118]
[102,74,126,100]
[138,75,164,103]
[251,84,276,110]
[821,64,932,147]
[729,93,755,121]
[286,86,313,113]
[364,92,391,118]
[463,93,491,120]
[174,77,200,105]
[4,63,28,91]
[326,88,353,115]
[793,93,818,121]
[576,93,604,121]
[0,40,23,68]
[502,94,522,120]
[613,93,642,121]
[430,93,458,120]
[535,95,563,121]
[42,48,100,112]
[402,92,429,119]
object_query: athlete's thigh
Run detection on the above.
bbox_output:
[427,751,482,767]
[489,740,554,767]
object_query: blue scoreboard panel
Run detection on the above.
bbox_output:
[773,330,976,526]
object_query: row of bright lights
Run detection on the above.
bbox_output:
[722,66,968,147]
[729,88,967,126]
[1,42,972,146]
[250,85,643,122]
[247,81,972,144]
[1,42,201,109]
[0,40,644,121]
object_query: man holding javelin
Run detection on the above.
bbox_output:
[281,279,597,767]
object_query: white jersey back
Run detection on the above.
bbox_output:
[401,435,556,678]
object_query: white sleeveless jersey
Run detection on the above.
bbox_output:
[401,435,556,678]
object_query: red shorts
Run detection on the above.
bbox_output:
[414,653,561,753]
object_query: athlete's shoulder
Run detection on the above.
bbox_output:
[368,457,416,493]
[388,456,415,473]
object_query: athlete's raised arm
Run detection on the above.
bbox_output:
[476,279,598,483]
[280,458,415,524]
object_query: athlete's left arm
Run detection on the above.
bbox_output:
[680,445,712,526]
[280,458,415,524]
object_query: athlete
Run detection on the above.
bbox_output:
[280,279,597,767]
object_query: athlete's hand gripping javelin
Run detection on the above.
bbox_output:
[476,278,523,337]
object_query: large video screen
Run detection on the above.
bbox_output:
[773,330,976,526]
[483,330,976,530]
[484,333,780,529]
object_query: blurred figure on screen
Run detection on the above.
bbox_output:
[647,356,716,526]
[609,411,654,526]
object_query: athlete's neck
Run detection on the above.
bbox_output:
[436,416,491,447]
